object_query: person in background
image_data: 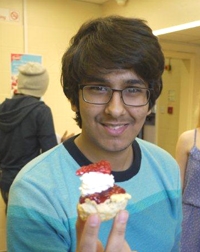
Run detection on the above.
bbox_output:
[0,62,57,211]
[7,16,182,252]
[176,98,200,252]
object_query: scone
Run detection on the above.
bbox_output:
[76,160,131,221]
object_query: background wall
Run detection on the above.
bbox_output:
[1,0,200,138]
[0,0,102,139]
[103,0,200,154]
[1,0,200,250]
[157,58,184,156]
[0,0,102,250]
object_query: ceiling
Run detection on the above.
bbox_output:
[72,0,200,46]
[72,0,108,4]
[157,26,200,46]
[72,0,127,5]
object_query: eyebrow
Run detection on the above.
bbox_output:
[85,77,145,85]
[126,79,145,85]
[85,76,107,83]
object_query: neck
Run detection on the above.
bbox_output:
[74,135,133,172]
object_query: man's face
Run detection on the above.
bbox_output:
[73,69,151,154]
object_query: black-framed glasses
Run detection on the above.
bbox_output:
[79,85,151,107]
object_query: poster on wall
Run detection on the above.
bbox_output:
[11,53,42,94]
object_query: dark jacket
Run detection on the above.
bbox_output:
[0,95,57,191]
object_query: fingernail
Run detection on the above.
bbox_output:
[89,214,100,227]
[117,210,129,223]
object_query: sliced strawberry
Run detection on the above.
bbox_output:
[76,160,111,176]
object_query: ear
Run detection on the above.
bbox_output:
[147,109,152,116]
[71,104,78,112]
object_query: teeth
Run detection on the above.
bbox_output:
[107,125,123,129]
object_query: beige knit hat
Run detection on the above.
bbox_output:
[17,62,49,97]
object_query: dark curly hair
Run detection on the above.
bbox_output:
[61,16,164,128]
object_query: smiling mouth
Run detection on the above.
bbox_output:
[102,123,128,135]
[106,124,126,129]
[103,121,128,125]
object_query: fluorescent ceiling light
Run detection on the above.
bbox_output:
[153,20,200,36]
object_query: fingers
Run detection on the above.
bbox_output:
[61,131,75,142]
[76,214,102,252]
[67,133,75,138]
[76,210,131,252]
[105,210,131,252]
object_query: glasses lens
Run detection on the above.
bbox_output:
[82,86,111,104]
[122,87,150,106]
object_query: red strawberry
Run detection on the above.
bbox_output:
[76,160,111,176]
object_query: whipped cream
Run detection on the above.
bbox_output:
[79,172,114,196]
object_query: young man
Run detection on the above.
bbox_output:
[0,62,57,211]
[7,16,182,252]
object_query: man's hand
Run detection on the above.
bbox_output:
[76,210,131,252]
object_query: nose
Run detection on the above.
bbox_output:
[104,91,126,118]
